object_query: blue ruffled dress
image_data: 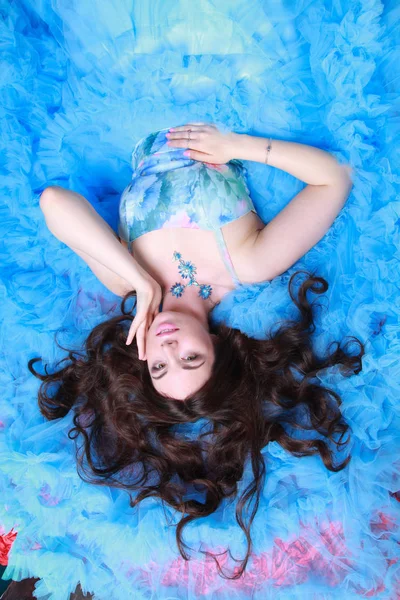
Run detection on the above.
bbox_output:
[0,1,399,599]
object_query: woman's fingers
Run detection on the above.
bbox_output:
[167,128,214,155]
[125,282,162,356]
[136,320,147,360]
[169,122,215,132]
[172,122,205,128]
[126,318,138,346]
[167,134,212,156]
[126,309,155,349]
[135,312,155,360]
[169,125,201,133]
[167,130,202,143]
[126,306,145,346]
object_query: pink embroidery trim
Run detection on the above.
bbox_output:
[162,210,200,229]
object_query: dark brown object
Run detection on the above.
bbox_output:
[0,579,94,599]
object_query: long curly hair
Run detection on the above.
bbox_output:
[28,270,365,579]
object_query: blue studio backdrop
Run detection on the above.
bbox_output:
[0,0,399,599]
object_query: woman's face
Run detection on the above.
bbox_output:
[145,310,217,400]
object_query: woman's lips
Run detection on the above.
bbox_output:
[156,322,179,336]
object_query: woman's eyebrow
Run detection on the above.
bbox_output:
[151,359,206,380]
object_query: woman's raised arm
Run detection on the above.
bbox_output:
[235,134,353,185]
[39,185,149,296]
[232,135,353,283]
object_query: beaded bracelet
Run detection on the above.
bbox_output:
[265,137,272,165]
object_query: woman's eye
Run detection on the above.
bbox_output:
[152,355,198,371]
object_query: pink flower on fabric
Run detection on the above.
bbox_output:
[370,511,397,539]
[161,555,216,596]
[139,519,369,593]
[0,528,18,566]
[31,542,42,551]
[204,163,229,172]
[39,483,61,507]
[161,549,235,596]
[237,199,249,212]
[317,521,347,558]
[162,210,200,229]
[269,538,310,586]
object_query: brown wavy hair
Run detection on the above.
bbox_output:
[28,270,365,580]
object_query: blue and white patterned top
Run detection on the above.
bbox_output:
[118,126,257,287]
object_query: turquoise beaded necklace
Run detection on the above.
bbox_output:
[169,251,213,300]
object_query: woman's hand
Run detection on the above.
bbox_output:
[125,271,162,361]
[166,122,239,165]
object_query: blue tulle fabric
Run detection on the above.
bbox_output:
[1,1,399,599]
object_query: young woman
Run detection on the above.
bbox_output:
[38,122,354,401]
[32,122,363,579]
